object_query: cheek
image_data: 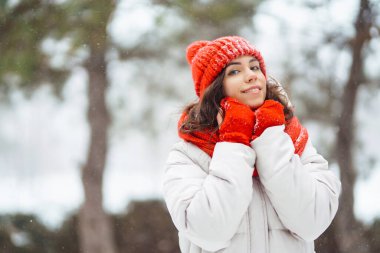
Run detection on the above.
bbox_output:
[222,80,235,97]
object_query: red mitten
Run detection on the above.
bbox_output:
[251,100,285,141]
[219,97,256,146]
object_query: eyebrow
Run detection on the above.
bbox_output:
[226,57,258,68]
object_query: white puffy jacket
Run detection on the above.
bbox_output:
[162,125,341,253]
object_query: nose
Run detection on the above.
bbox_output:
[244,68,257,83]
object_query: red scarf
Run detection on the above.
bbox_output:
[178,112,308,176]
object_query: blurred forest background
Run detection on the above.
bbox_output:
[1,0,380,252]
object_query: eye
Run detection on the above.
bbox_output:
[228,69,240,76]
[250,65,260,71]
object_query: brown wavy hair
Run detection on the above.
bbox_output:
[179,68,294,134]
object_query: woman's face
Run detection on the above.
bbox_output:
[223,55,266,109]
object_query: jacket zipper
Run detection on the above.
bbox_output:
[256,181,269,253]
[247,206,251,252]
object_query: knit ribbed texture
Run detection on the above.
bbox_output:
[186,36,266,97]
[178,111,308,178]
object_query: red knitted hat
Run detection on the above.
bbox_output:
[186,36,266,97]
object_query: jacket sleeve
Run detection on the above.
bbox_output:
[251,125,341,242]
[162,141,255,251]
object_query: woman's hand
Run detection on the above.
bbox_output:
[251,99,285,141]
[218,97,256,146]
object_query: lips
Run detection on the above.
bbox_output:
[241,85,261,94]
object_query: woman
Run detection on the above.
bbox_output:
[162,36,341,253]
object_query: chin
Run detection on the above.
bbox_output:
[248,100,265,109]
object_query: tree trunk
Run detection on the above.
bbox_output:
[78,49,117,253]
[334,0,372,252]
